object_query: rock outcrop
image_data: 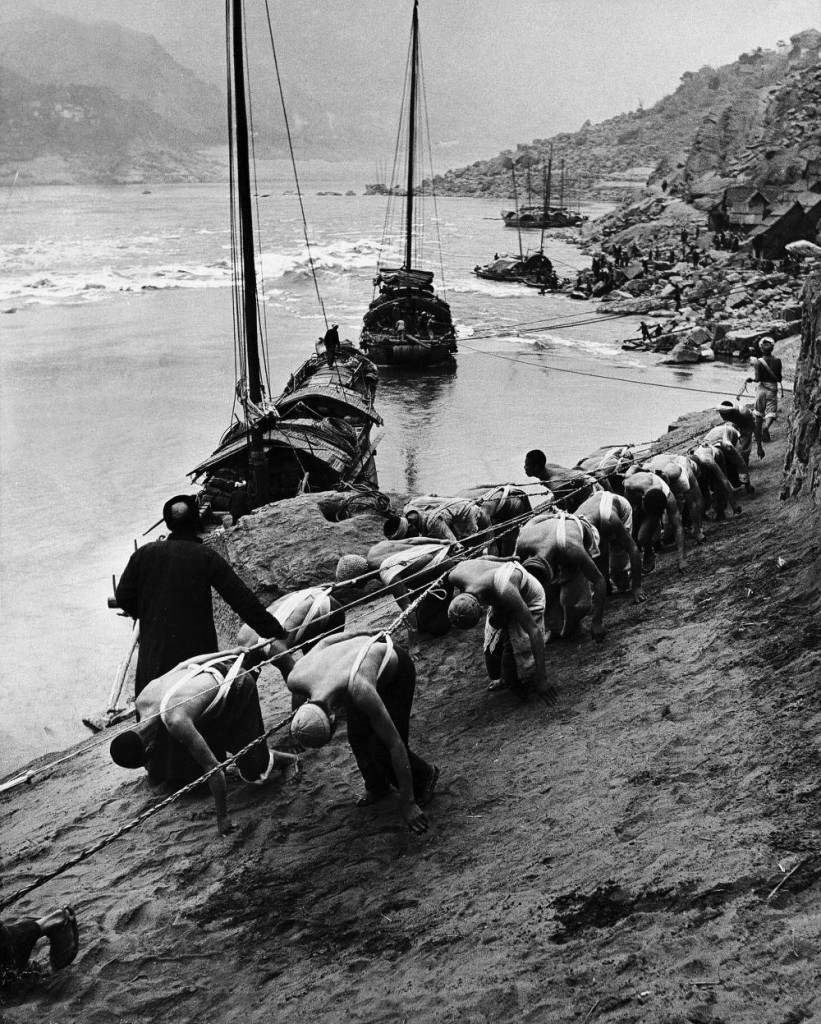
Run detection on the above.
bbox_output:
[208,491,404,641]
[783,271,821,498]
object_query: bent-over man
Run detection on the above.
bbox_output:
[110,649,296,835]
[446,556,551,703]
[237,586,346,683]
[576,491,644,603]
[623,471,686,574]
[643,452,705,543]
[287,632,438,835]
[336,537,459,636]
[385,495,494,552]
[514,511,607,642]
[524,450,603,511]
[458,484,533,556]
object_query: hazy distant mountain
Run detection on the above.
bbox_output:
[0,5,223,141]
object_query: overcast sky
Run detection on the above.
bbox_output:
[15,0,821,165]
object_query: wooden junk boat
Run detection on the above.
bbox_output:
[359,0,457,370]
[191,0,383,518]
[191,346,382,516]
[501,154,586,230]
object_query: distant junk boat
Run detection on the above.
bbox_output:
[501,153,587,230]
[190,0,383,520]
[359,0,457,370]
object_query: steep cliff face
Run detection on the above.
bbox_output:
[431,43,820,201]
[783,272,821,499]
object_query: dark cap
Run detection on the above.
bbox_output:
[162,494,202,532]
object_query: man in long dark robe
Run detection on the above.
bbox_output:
[114,494,284,695]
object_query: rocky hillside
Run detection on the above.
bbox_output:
[430,32,821,201]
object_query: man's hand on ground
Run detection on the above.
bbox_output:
[400,799,429,835]
[535,682,558,706]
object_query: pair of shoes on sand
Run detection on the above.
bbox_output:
[49,907,79,972]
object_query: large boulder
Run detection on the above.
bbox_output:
[784,272,821,499]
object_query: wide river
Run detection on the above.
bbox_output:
[0,172,747,772]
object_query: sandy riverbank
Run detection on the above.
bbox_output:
[3,402,821,1024]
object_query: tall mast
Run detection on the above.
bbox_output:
[559,158,565,212]
[511,163,523,260]
[231,0,268,502]
[404,0,419,271]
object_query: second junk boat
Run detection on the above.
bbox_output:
[190,0,383,520]
[359,0,457,369]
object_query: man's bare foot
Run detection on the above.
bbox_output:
[356,789,389,807]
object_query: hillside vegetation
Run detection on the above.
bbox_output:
[430,35,821,201]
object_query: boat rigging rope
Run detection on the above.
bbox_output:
[454,340,795,397]
[262,0,328,331]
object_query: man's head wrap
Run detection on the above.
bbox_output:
[110,730,148,770]
[384,515,409,540]
[759,336,774,351]
[290,701,335,749]
[162,494,202,532]
[447,593,482,629]
[336,554,369,582]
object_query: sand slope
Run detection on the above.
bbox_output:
[3,408,821,1024]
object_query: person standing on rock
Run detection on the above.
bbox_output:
[673,282,682,311]
[322,323,340,367]
[114,495,285,696]
[746,337,782,442]
[287,631,439,834]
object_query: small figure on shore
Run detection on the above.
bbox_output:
[524,450,602,512]
[396,318,406,341]
[322,323,340,366]
[673,281,682,311]
[115,495,285,696]
[514,511,607,643]
[746,337,782,442]
[110,648,297,834]
[1,907,79,988]
[229,480,251,525]
[446,556,552,703]
[287,632,438,834]
[639,321,652,343]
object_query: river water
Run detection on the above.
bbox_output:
[0,173,746,772]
